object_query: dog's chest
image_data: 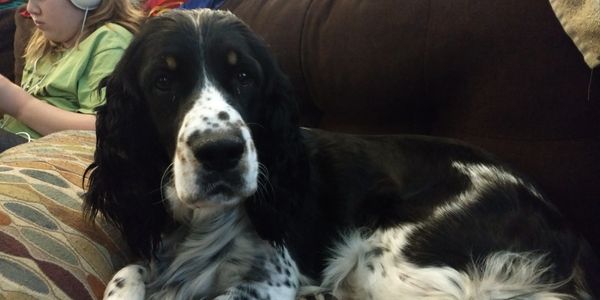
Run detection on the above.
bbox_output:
[146,210,263,297]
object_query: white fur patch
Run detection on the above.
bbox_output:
[320,227,573,300]
[104,265,149,300]
[173,76,257,207]
[433,162,542,218]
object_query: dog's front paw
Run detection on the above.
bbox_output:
[103,264,149,300]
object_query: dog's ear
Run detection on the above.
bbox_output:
[264,63,300,144]
[244,30,302,152]
[83,39,170,259]
[242,29,313,244]
[246,30,311,190]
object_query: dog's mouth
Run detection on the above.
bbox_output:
[204,182,231,196]
[196,179,242,204]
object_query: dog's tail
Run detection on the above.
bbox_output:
[461,252,575,300]
[319,229,579,300]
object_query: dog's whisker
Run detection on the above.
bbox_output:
[255,163,274,201]
[255,178,268,203]
[158,163,175,204]
[246,122,265,130]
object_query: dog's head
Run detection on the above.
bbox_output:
[84,9,299,258]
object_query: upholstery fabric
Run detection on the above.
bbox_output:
[549,0,600,68]
[0,131,130,300]
[221,0,600,254]
[0,8,16,82]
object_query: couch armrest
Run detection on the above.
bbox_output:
[0,130,130,299]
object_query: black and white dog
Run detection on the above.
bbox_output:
[84,9,599,300]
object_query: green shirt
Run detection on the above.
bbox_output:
[2,23,132,139]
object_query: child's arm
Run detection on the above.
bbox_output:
[0,74,96,135]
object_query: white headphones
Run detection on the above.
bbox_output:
[70,0,101,10]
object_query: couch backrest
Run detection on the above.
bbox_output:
[221,0,600,253]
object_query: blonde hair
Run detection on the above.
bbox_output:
[24,0,144,62]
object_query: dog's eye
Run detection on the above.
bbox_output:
[236,72,254,87]
[154,74,172,91]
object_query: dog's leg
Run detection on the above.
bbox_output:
[103,264,149,300]
[214,246,300,300]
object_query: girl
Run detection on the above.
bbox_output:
[0,0,143,151]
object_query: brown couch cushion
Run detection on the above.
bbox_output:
[0,8,16,81]
[425,0,600,255]
[222,0,600,252]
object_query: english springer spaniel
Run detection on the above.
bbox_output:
[84,9,599,300]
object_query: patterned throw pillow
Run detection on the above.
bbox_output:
[0,130,130,300]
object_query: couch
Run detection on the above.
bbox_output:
[0,0,598,298]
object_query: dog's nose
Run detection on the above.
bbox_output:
[193,138,245,171]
